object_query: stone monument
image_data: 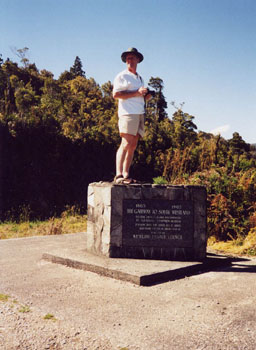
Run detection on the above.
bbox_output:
[86,182,207,261]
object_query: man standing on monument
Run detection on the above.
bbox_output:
[113,47,152,184]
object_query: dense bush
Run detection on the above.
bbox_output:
[184,168,256,240]
[0,53,255,244]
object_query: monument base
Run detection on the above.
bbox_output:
[86,182,207,261]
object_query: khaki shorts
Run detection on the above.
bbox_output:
[118,114,145,137]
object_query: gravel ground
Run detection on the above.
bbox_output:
[1,233,256,350]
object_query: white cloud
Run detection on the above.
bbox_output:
[210,124,230,136]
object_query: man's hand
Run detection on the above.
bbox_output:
[137,87,148,97]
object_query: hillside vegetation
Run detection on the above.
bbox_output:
[0,51,255,253]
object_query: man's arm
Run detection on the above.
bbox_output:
[113,86,148,100]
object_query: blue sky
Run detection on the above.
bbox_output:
[1,0,255,143]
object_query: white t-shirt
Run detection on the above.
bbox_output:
[113,69,145,117]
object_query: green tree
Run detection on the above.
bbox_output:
[0,55,5,111]
[132,77,173,180]
[58,70,74,83]
[39,73,63,129]
[14,82,38,117]
[147,77,168,122]
[170,103,197,149]
[0,60,20,115]
[70,56,86,78]
[229,132,250,155]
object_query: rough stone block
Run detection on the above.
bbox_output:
[86,182,207,261]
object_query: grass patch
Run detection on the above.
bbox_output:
[43,313,57,321]
[0,208,87,240]
[0,293,10,302]
[153,176,168,185]
[208,228,256,257]
[18,305,31,313]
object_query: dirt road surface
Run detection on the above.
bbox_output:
[1,233,256,350]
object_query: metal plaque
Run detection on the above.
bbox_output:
[122,199,194,248]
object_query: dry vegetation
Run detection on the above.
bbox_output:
[208,228,256,257]
[0,210,86,240]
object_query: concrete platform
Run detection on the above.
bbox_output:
[2,232,256,349]
[42,232,232,286]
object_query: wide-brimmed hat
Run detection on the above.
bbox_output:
[121,47,144,63]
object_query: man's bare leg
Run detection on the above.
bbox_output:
[116,133,139,179]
